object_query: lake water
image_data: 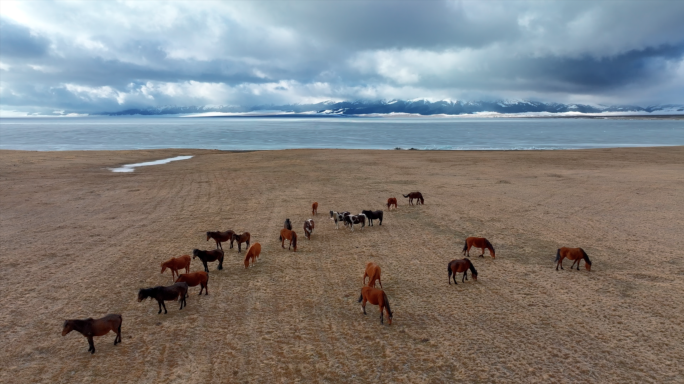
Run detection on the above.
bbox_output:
[0,116,682,151]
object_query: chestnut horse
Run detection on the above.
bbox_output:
[176,271,209,295]
[62,314,122,354]
[363,262,382,288]
[193,248,224,272]
[232,232,251,253]
[244,242,262,268]
[555,247,592,271]
[161,255,191,282]
[312,202,318,215]
[279,228,298,251]
[303,219,315,239]
[137,282,188,314]
[403,191,424,205]
[284,218,292,230]
[448,258,478,284]
[463,237,496,258]
[206,230,235,250]
[329,211,350,229]
[358,287,393,325]
[387,197,398,210]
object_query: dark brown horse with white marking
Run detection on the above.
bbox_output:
[403,192,424,205]
[448,258,478,284]
[555,247,592,271]
[279,228,297,251]
[358,287,393,325]
[463,237,496,258]
[161,254,190,282]
[363,262,382,288]
[206,230,235,250]
[387,197,398,210]
[62,314,122,354]
[192,248,224,272]
[312,202,318,215]
[137,282,188,314]
[176,271,209,295]
[232,232,251,253]
[303,219,314,239]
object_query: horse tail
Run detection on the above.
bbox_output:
[279,234,282,242]
[403,194,409,198]
[447,263,452,282]
[555,249,561,262]
[462,240,468,254]
[383,292,392,317]
[292,232,297,250]
[581,248,592,265]
[358,290,363,303]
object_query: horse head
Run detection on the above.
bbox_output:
[161,263,167,274]
[61,320,73,336]
[206,232,212,241]
[192,249,200,259]
[137,289,148,302]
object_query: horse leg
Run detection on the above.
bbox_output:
[463,271,467,283]
[362,299,367,315]
[570,259,577,270]
[87,336,95,354]
[157,300,163,314]
[378,277,383,289]
[203,261,208,273]
[380,307,384,324]
[480,247,485,257]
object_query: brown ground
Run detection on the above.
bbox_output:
[1,147,683,383]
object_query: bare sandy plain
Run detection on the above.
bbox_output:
[1,147,683,383]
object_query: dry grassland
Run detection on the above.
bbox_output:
[1,147,683,383]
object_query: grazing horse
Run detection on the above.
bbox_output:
[279,228,298,251]
[192,248,224,272]
[344,214,366,231]
[329,210,350,229]
[363,262,382,288]
[387,197,398,210]
[137,283,188,314]
[303,219,315,239]
[161,254,191,282]
[62,314,122,354]
[361,210,383,226]
[206,230,235,250]
[463,237,496,258]
[403,192,424,205]
[448,258,478,284]
[232,232,251,253]
[555,247,592,271]
[176,271,209,295]
[312,202,318,215]
[284,218,292,230]
[358,287,393,325]
[244,242,262,268]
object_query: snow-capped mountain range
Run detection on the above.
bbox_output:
[101,99,684,116]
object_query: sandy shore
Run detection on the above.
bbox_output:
[1,147,683,383]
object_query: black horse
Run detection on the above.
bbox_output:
[137,283,188,314]
[192,248,224,272]
[284,218,292,230]
[361,210,383,226]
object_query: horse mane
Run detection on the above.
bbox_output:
[467,258,478,276]
[580,248,592,265]
[138,287,155,300]
[383,292,393,318]
[485,239,494,252]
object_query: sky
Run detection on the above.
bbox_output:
[1,0,684,115]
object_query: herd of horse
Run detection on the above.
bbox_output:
[62,191,592,353]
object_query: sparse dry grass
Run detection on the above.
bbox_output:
[1,147,683,383]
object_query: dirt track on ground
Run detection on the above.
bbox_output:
[1,148,683,383]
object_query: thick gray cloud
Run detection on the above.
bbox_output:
[1,0,683,115]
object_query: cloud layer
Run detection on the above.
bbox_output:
[1,0,683,114]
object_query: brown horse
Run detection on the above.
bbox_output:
[555,247,592,271]
[279,228,297,251]
[312,202,318,215]
[192,248,224,272]
[244,242,262,268]
[138,282,188,314]
[161,255,191,282]
[231,232,251,253]
[303,219,315,240]
[463,237,495,258]
[403,191,424,205]
[176,271,209,295]
[448,258,478,284]
[363,262,382,288]
[358,287,393,325]
[387,197,398,210]
[206,230,235,250]
[62,314,122,354]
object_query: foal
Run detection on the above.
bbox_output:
[312,202,318,215]
[304,219,315,240]
[137,282,188,314]
[232,232,251,253]
[62,314,122,354]
[192,248,225,272]
[358,287,393,325]
[176,271,209,295]
[161,255,191,282]
[387,197,398,210]
[244,243,262,268]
